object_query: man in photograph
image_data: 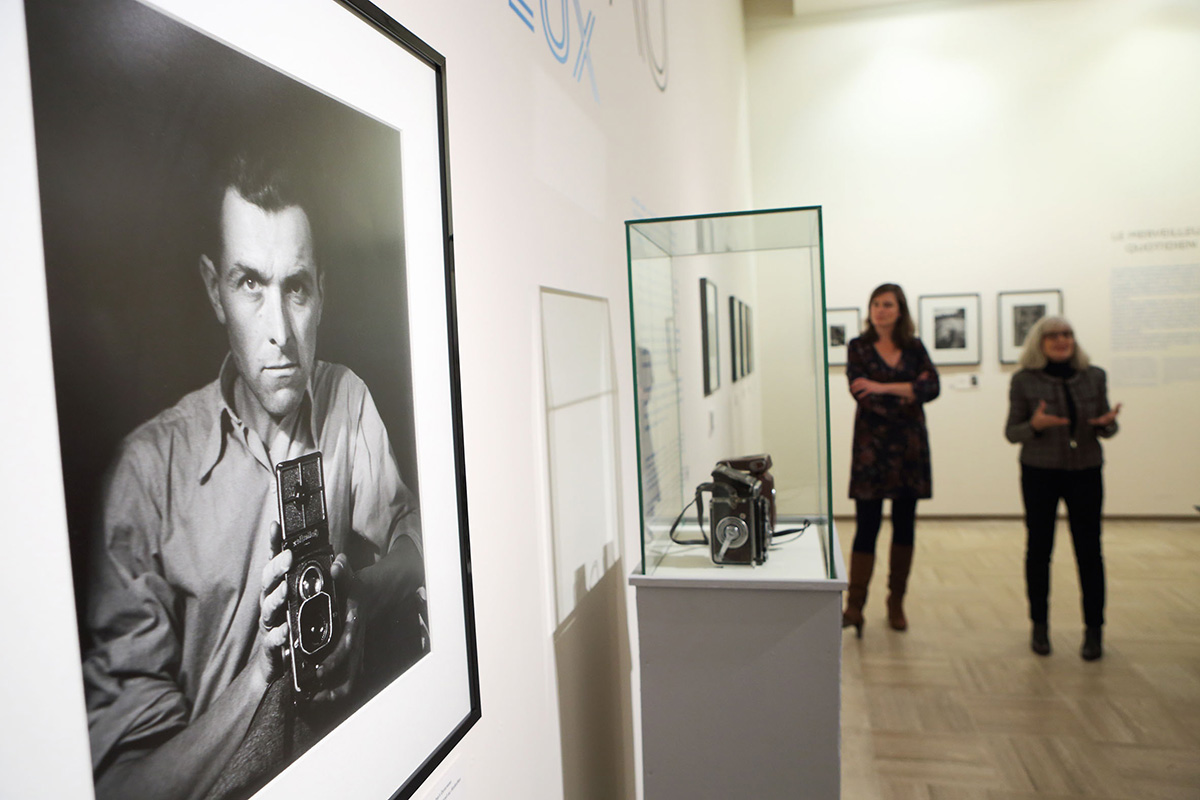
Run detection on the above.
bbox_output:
[82,149,427,800]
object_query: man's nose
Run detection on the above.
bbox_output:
[262,287,293,348]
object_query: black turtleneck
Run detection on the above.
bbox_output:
[1044,361,1077,433]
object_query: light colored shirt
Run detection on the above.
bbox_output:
[82,358,420,769]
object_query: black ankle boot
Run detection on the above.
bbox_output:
[1031,623,1050,656]
[1080,626,1103,661]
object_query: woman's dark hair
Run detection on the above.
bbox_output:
[862,283,915,347]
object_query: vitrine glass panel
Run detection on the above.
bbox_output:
[626,207,833,578]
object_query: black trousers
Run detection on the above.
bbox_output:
[1021,464,1105,628]
[852,497,917,554]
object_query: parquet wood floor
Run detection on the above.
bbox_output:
[839,518,1200,799]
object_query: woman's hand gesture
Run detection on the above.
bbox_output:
[1030,400,1070,432]
[1088,402,1122,428]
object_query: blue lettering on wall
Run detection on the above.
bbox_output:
[571,0,596,85]
[510,0,535,31]
[509,0,668,100]
[509,0,599,102]
[541,0,570,64]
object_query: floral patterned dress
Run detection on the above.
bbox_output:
[846,337,940,500]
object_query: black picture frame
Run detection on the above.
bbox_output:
[729,295,741,382]
[701,278,720,395]
[998,289,1064,364]
[918,293,982,366]
[12,1,479,799]
[825,307,861,366]
[739,304,748,376]
[737,300,746,379]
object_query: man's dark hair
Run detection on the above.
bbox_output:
[204,144,323,268]
[225,150,306,214]
[861,282,915,347]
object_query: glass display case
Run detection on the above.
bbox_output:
[626,206,834,578]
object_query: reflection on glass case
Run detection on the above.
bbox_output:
[626,207,833,578]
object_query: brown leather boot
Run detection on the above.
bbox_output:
[842,552,875,638]
[887,544,914,631]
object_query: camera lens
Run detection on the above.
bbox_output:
[300,565,324,599]
[297,594,333,654]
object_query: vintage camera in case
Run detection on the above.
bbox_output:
[697,463,771,566]
[717,454,776,531]
[275,452,341,696]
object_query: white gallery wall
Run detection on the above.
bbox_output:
[0,1,755,799]
[747,0,1200,517]
[412,2,754,797]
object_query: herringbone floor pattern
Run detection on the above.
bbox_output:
[839,518,1200,799]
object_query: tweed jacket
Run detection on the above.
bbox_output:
[1005,366,1117,470]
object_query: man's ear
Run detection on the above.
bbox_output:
[315,268,326,328]
[199,254,226,325]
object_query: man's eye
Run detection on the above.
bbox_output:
[287,283,310,299]
[238,276,258,291]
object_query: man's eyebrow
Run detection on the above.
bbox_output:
[227,262,269,283]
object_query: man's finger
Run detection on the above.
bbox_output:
[263,620,289,649]
[260,549,293,598]
[330,553,350,583]
[320,608,357,670]
[261,576,289,627]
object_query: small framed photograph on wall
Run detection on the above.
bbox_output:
[998,290,1063,364]
[918,293,981,366]
[825,308,861,366]
[701,278,720,395]
[739,301,749,378]
[744,304,754,375]
[729,295,741,382]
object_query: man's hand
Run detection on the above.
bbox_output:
[257,522,292,684]
[310,554,365,704]
[1088,402,1122,428]
[1030,399,1070,432]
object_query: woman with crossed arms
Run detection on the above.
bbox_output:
[842,283,939,637]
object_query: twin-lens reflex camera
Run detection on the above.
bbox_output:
[274,452,341,696]
[696,454,776,566]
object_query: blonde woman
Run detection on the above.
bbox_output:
[1005,317,1121,660]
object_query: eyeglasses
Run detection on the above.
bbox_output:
[1043,330,1074,340]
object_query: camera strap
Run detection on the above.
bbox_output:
[666,481,730,546]
[695,481,735,534]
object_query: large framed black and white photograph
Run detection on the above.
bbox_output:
[701,278,720,395]
[999,290,1063,364]
[918,293,981,366]
[825,307,860,366]
[3,2,478,799]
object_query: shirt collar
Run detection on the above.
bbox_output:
[198,355,318,482]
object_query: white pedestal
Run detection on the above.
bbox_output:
[630,523,846,799]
